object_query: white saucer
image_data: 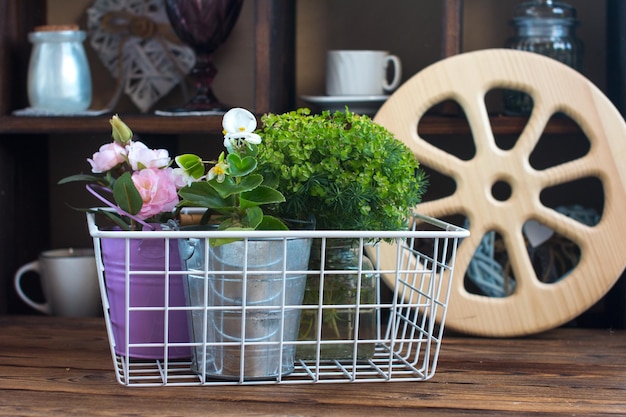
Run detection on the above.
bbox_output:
[300,95,389,116]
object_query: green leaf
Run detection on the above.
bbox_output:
[242,206,263,229]
[94,209,133,230]
[178,182,234,209]
[113,172,143,215]
[227,153,257,177]
[209,228,254,247]
[175,154,205,179]
[210,237,239,247]
[261,172,280,189]
[209,174,263,199]
[239,185,285,209]
[258,215,288,230]
[58,174,102,185]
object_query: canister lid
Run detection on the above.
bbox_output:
[33,24,80,32]
[513,0,577,20]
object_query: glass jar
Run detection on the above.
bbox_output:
[297,238,377,361]
[27,25,92,113]
[504,0,583,115]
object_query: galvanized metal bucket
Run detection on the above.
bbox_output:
[179,236,312,380]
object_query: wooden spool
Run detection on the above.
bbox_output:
[374,49,626,337]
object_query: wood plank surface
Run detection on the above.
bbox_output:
[0,316,624,416]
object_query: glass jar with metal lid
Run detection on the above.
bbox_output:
[504,0,583,114]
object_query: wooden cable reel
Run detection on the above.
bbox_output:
[373,49,626,337]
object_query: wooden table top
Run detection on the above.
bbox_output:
[1,315,624,416]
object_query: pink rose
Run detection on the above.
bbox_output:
[126,141,170,171]
[87,142,126,173]
[131,168,179,219]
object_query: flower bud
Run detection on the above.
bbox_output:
[110,114,133,144]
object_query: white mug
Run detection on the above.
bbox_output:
[14,248,101,317]
[326,50,402,96]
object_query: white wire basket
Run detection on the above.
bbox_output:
[87,211,468,387]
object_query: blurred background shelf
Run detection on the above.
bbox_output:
[0,114,223,135]
[0,114,584,136]
[0,0,623,327]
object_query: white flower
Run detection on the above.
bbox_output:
[222,107,262,150]
[203,151,230,183]
[171,167,195,188]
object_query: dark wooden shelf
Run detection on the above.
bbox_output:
[0,114,224,135]
[0,113,584,136]
[419,114,583,136]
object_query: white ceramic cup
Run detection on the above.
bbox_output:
[325,50,402,96]
[14,248,101,317]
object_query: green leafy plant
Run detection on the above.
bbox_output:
[257,108,428,360]
[257,108,427,231]
[175,107,287,245]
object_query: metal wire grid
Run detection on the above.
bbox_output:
[88,212,468,386]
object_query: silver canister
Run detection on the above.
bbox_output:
[180,235,312,380]
[27,25,92,113]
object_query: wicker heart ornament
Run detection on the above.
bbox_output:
[87,0,195,112]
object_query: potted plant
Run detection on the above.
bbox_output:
[256,108,428,360]
[174,108,313,379]
[175,108,288,238]
[59,115,191,360]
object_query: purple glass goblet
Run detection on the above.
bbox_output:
[165,0,244,113]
